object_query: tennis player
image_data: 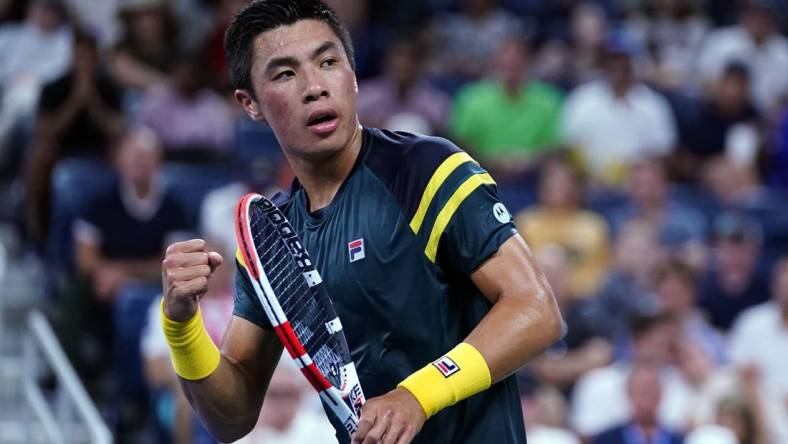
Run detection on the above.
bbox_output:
[160,1,562,443]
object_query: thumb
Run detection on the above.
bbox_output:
[207,251,223,272]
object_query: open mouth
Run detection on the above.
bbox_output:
[306,109,339,136]
[307,110,338,127]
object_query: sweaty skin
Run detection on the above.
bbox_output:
[162,19,562,444]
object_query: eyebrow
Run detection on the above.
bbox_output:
[264,41,338,75]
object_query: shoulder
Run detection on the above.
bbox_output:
[362,127,479,220]
[731,302,778,334]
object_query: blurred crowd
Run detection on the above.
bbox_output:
[0,0,787,443]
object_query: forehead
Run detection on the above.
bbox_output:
[252,19,340,63]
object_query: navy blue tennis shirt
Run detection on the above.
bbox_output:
[234,127,527,443]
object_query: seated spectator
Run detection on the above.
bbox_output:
[562,32,677,186]
[654,259,727,364]
[235,359,337,444]
[611,157,706,249]
[591,361,684,444]
[515,154,610,298]
[109,0,179,92]
[60,126,190,379]
[451,36,563,176]
[521,384,581,444]
[72,127,191,302]
[684,63,761,166]
[699,212,769,331]
[0,0,72,166]
[728,257,788,421]
[196,0,247,91]
[701,156,762,209]
[24,28,124,244]
[625,0,710,91]
[591,219,662,342]
[141,239,234,444]
[566,2,609,86]
[357,36,451,135]
[428,0,523,82]
[136,51,235,158]
[696,1,788,115]
[570,312,693,438]
[527,244,613,392]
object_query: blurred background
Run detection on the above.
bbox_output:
[0,0,786,443]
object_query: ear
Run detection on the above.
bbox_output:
[234,89,265,122]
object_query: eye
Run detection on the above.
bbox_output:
[321,58,337,68]
[273,70,294,81]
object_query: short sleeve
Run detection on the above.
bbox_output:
[434,180,517,274]
[232,255,273,329]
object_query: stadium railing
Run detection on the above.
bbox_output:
[24,310,113,444]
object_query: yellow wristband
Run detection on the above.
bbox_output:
[397,342,491,419]
[160,299,221,381]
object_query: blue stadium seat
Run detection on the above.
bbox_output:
[47,158,116,276]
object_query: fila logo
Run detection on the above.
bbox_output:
[493,202,511,223]
[348,238,365,262]
[432,356,460,378]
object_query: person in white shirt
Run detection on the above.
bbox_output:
[728,256,788,443]
[695,1,788,114]
[562,33,677,186]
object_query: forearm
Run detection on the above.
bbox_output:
[179,356,265,442]
[465,293,562,382]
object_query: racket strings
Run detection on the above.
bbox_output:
[248,201,353,389]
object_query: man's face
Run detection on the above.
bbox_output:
[241,19,359,160]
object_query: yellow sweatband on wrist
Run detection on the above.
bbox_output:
[161,299,221,381]
[397,342,491,419]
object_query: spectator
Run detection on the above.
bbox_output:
[654,259,727,364]
[235,359,337,444]
[24,28,124,244]
[527,244,613,392]
[428,0,523,82]
[696,0,788,115]
[626,0,710,91]
[699,212,769,331]
[728,257,788,419]
[591,219,662,342]
[611,157,706,249]
[141,239,234,444]
[567,2,610,86]
[515,154,610,299]
[196,0,246,91]
[590,361,684,444]
[684,63,761,167]
[701,156,762,209]
[520,384,581,444]
[562,32,677,186]
[0,0,72,165]
[110,0,179,92]
[570,312,694,438]
[72,127,191,302]
[357,36,451,135]
[136,51,235,158]
[451,36,563,175]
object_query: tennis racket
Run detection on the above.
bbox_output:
[234,192,366,436]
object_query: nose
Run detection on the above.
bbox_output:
[302,71,329,103]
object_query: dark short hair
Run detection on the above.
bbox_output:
[224,0,355,96]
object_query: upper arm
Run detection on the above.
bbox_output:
[470,234,559,313]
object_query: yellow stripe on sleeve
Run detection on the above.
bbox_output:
[424,173,496,262]
[409,152,475,234]
[235,248,247,269]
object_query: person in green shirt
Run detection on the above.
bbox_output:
[451,36,563,176]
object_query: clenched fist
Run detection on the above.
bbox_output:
[162,239,223,322]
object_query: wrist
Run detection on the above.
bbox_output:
[161,298,220,380]
[397,342,491,419]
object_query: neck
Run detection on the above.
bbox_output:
[288,124,363,212]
